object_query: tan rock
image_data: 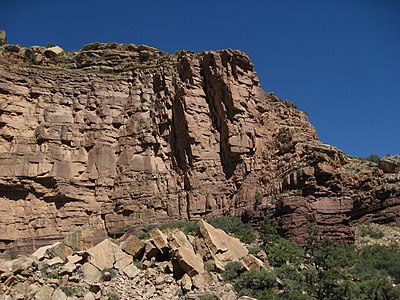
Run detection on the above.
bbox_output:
[198,220,248,266]
[379,155,400,173]
[82,262,102,283]
[66,254,82,264]
[83,292,96,300]
[168,230,194,252]
[122,264,140,278]
[59,261,76,275]
[44,46,64,58]
[32,243,59,260]
[121,235,145,258]
[12,256,35,273]
[51,288,67,300]
[44,256,64,267]
[35,285,54,300]
[181,273,192,292]
[114,249,133,271]
[150,228,169,254]
[144,241,159,260]
[174,246,204,277]
[86,239,119,270]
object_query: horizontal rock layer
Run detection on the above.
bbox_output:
[0,42,399,252]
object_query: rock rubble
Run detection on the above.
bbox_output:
[0,220,265,299]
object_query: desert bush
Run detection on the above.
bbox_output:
[234,269,277,297]
[159,220,198,235]
[222,261,244,281]
[358,223,385,239]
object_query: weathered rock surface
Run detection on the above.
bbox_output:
[0,41,399,253]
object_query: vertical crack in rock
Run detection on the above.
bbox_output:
[200,52,240,179]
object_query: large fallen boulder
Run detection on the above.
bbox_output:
[379,155,400,173]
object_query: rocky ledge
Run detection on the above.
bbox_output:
[0,42,399,254]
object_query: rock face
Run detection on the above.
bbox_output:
[0,42,399,252]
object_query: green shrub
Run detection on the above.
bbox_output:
[7,251,18,260]
[134,259,143,269]
[222,261,244,281]
[359,154,380,163]
[255,191,263,206]
[265,237,304,267]
[248,246,262,255]
[358,223,385,239]
[207,216,257,243]
[159,220,198,235]
[60,286,77,297]
[260,217,280,243]
[356,244,400,282]
[234,269,277,297]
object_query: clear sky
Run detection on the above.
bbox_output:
[2,0,399,157]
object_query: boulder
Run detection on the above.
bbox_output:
[379,155,400,173]
[86,239,119,270]
[0,29,6,41]
[51,288,67,300]
[44,256,64,267]
[35,285,54,300]
[122,263,140,278]
[150,228,169,254]
[168,230,194,252]
[59,261,76,275]
[181,273,192,292]
[44,46,64,58]
[11,256,35,273]
[66,254,82,264]
[174,246,204,277]
[32,243,59,260]
[241,254,264,271]
[114,249,133,271]
[121,235,145,258]
[144,241,159,260]
[82,262,102,283]
[198,220,248,266]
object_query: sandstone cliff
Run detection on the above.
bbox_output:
[0,42,399,253]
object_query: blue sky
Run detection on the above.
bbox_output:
[2,0,399,157]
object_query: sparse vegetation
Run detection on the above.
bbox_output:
[357,222,385,239]
[7,251,18,260]
[159,220,198,235]
[222,261,245,281]
[358,153,380,163]
[222,216,400,299]
[106,291,120,300]
[60,286,77,297]
[255,191,263,206]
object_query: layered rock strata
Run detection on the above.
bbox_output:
[0,42,399,252]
